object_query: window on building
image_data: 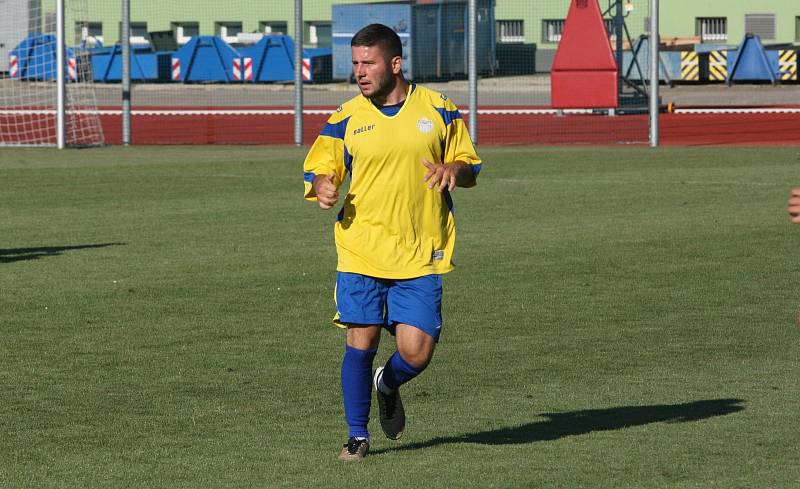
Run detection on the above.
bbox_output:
[216,22,243,44]
[172,22,199,45]
[744,13,776,40]
[542,19,565,43]
[497,20,524,44]
[119,22,149,45]
[305,21,331,47]
[795,16,800,42]
[696,17,727,42]
[76,21,103,46]
[260,21,287,35]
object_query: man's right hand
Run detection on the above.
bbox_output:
[789,188,800,224]
[313,174,340,210]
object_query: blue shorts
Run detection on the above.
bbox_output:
[335,272,443,341]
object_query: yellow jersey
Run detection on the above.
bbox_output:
[303,83,481,279]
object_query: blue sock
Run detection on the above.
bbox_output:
[341,345,377,439]
[380,351,424,391]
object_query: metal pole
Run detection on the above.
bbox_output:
[122,0,131,145]
[468,0,477,145]
[56,0,65,148]
[649,0,659,147]
[614,0,623,115]
[294,0,303,146]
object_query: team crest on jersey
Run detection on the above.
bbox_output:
[417,118,433,134]
[440,93,448,101]
[336,105,343,113]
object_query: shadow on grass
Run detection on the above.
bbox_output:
[371,398,744,454]
[0,243,125,263]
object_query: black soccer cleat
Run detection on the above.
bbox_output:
[374,367,406,440]
[337,437,369,461]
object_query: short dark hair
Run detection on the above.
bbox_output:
[350,23,402,59]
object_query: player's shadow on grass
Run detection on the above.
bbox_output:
[0,243,125,263]
[371,398,744,454]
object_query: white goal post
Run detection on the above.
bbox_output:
[0,0,104,147]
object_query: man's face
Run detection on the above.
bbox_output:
[351,44,398,100]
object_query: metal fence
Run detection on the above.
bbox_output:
[120,0,660,146]
[2,0,799,147]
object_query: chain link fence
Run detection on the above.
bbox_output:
[0,0,104,146]
[2,0,799,146]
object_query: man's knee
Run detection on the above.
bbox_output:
[397,347,433,370]
[346,325,382,350]
[395,324,436,369]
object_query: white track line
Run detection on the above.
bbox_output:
[0,108,596,116]
[2,108,800,116]
[673,108,800,114]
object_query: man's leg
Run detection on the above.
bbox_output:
[374,274,443,440]
[335,272,389,460]
[379,323,435,389]
[341,325,382,440]
[373,325,437,440]
[338,325,382,461]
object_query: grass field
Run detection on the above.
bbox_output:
[2,145,799,488]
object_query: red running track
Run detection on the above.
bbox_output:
[6,107,800,146]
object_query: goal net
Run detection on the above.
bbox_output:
[0,0,104,146]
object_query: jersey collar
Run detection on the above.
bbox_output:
[368,83,415,119]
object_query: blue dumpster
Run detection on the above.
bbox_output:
[237,35,331,83]
[303,47,333,83]
[170,36,241,83]
[90,45,165,82]
[9,34,78,81]
[727,35,778,84]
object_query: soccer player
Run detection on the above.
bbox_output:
[302,23,481,461]
[789,188,800,223]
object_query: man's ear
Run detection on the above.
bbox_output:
[391,55,403,75]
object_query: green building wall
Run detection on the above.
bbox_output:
[494,0,799,48]
[70,1,799,51]
[659,0,799,45]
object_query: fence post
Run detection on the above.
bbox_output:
[649,0,659,147]
[294,0,303,146]
[468,0,477,145]
[122,0,131,146]
[56,0,65,148]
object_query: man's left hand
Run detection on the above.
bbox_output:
[423,159,476,192]
[422,159,458,192]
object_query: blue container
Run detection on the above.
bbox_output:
[171,36,241,83]
[332,0,495,81]
[332,2,412,80]
[727,34,778,84]
[239,36,293,82]
[238,35,332,83]
[303,47,333,83]
[90,45,164,82]
[9,34,77,81]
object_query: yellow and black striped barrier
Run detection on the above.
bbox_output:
[779,50,797,82]
[708,50,728,82]
[680,51,699,81]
